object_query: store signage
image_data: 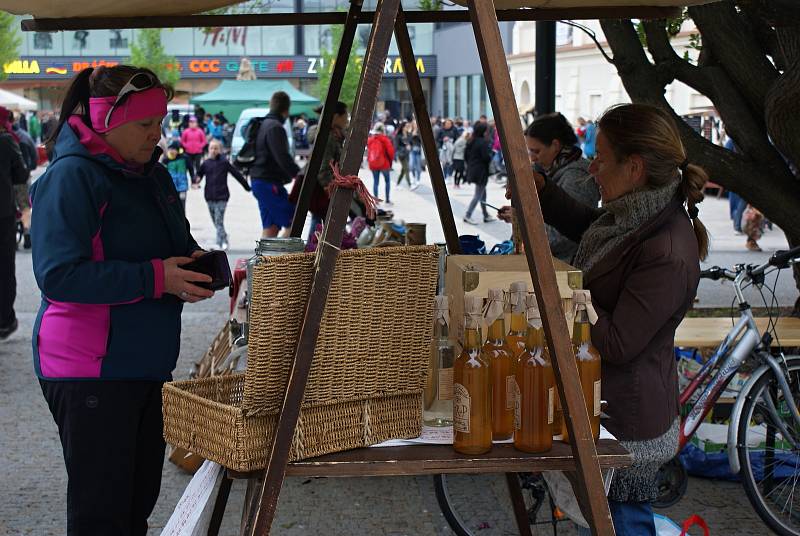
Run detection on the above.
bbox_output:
[2,55,437,80]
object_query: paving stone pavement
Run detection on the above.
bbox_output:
[1,165,791,535]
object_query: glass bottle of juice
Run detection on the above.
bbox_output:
[454,296,492,455]
[561,289,602,443]
[424,295,455,427]
[515,293,555,453]
[483,288,515,441]
[506,281,528,359]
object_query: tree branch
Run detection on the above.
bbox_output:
[600,18,800,239]
[689,2,778,122]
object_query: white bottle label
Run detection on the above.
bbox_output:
[548,387,555,425]
[453,383,471,433]
[506,375,516,410]
[593,380,601,417]
[438,368,454,401]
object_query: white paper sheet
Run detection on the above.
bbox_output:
[161,460,224,536]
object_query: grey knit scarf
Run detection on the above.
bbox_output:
[572,178,680,273]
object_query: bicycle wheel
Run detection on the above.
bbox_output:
[738,357,800,536]
[433,473,560,535]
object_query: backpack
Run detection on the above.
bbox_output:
[234,116,266,170]
[367,137,386,168]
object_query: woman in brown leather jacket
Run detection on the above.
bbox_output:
[501,103,708,535]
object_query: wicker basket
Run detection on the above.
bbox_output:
[163,245,439,471]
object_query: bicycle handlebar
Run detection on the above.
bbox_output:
[769,244,800,269]
[700,266,734,281]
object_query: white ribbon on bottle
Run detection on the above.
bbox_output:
[509,281,528,314]
[572,289,599,325]
[483,288,505,325]
[525,293,543,329]
[434,295,450,327]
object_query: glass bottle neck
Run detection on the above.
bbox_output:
[463,327,482,351]
[525,325,545,349]
[509,312,526,334]
[572,308,591,345]
[487,318,506,342]
[433,319,449,339]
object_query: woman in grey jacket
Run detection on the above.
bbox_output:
[521,113,600,263]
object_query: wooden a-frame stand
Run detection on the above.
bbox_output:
[212,1,627,534]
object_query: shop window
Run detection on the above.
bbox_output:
[73,30,89,51]
[34,33,53,50]
[109,30,128,49]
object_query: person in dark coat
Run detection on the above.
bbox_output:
[195,139,250,250]
[11,122,37,249]
[0,105,30,338]
[501,103,708,535]
[463,122,495,224]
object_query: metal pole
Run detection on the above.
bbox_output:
[534,21,556,115]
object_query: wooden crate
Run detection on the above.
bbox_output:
[445,254,582,347]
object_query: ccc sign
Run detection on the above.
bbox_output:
[189,60,221,73]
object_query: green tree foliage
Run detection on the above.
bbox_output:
[0,11,22,82]
[316,23,362,111]
[129,29,180,87]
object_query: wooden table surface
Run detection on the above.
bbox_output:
[675,317,800,348]
[226,440,631,479]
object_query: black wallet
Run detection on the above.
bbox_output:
[182,250,232,291]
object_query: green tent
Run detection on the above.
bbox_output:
[190,80,320,123]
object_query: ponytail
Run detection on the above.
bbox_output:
[680,162,710,261]
[46,67,94,150]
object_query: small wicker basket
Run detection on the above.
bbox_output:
[163,245,439,471]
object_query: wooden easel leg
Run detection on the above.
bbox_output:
[207,473,233,536]
[505,473,534,536]
[465,1,614,534]
[243,0,403,533]
[289,0,365,237]
[393,7,461,254]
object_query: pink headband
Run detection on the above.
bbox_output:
[89,87,168,133]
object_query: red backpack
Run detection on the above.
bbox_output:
[367,136,387,170]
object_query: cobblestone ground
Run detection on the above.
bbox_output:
[1,167,792,535]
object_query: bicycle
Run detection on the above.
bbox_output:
[654,245,800,536]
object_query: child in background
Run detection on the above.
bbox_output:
[196,139,251,250]
[161,141,194,209]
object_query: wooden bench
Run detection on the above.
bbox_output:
[675,317,800,348]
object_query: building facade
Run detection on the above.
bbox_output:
[507,20,717,130]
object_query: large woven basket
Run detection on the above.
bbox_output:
[163,245,439,471]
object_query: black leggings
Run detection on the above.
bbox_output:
[453,160,466,186]
[40,379,165,536]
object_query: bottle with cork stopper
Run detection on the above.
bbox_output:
[506,281,528,359]
[514,293,555,453]
[561,289,602,443]
[483,288,515,441]
[453,295,492,454]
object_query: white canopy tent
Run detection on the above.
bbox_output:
[0,88,38,111]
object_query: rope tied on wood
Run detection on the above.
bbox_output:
[328,162,381,220]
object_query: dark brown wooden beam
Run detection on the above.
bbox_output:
[394,6,461,254]
[466,0,615,533]
[242,0,403,533]
[289,0,364,238]
[20,6,681,31]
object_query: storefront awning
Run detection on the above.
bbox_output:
[1,0,718,19]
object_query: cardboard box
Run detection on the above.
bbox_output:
[445,254,583,347]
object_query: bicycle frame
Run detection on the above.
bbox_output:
[678,307,762,450]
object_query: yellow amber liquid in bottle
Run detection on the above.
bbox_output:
[515,324,554,453]
[454,324,492,454]
[506,310,528,359]
[561,308,602,443]
[485,317,515,441]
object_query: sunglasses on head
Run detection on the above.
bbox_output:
[103,71,158,129]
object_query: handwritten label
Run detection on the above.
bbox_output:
[438,368,454,401]
[453,383,470,433]
[506,375,516,410]
[548,387,555,425]
[593,380,601,417]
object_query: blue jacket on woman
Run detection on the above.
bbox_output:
[30,118,200,381]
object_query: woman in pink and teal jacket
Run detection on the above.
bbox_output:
[30,65,215,535]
